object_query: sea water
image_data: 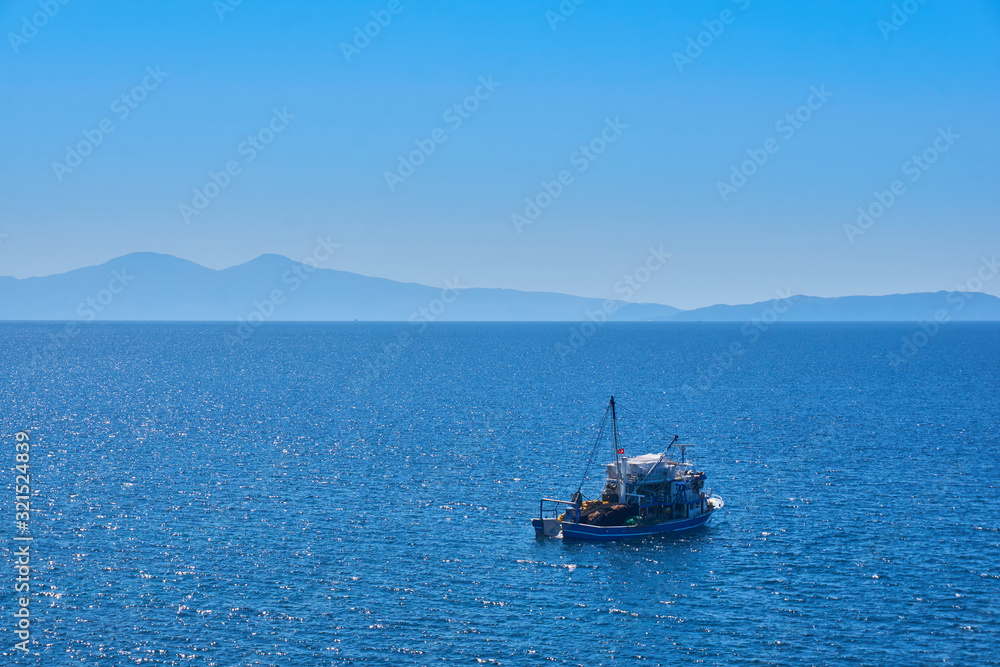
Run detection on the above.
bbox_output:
[0,322,997,665]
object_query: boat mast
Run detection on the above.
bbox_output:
[610,396,619,452]
[611,396,621,488]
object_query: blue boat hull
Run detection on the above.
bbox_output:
[540,510,715,540]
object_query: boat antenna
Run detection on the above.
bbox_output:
[575,400,612,496]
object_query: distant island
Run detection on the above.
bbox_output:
[2,252,999,322]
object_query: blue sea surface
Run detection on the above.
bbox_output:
[0,322,998,666]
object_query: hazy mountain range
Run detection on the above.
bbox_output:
[1,252,999,322]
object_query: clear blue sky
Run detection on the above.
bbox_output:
[1,0,997,309]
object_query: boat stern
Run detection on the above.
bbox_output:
[532,517,562,537]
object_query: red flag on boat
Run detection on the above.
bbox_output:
[617,448,624,454]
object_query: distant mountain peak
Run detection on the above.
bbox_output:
[1,253,998,322]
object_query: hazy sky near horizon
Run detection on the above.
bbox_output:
[1,0,998,309]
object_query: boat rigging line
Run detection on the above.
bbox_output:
[617,404,679,450]
[575,400,612,498]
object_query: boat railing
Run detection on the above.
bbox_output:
[621,492,648,505]
[538,498,576,520]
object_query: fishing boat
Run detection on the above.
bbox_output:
[532,397,723,540]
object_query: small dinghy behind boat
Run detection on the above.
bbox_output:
[532,397,723,541]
